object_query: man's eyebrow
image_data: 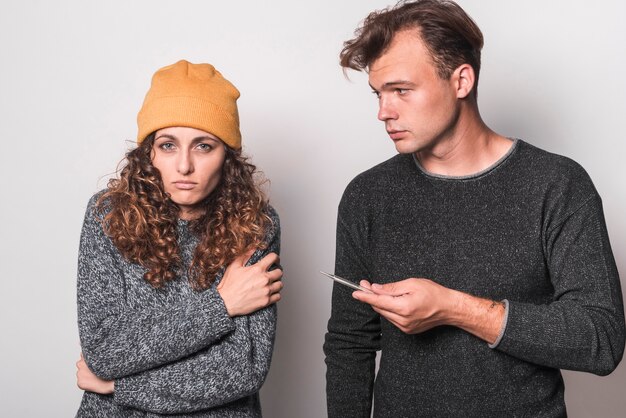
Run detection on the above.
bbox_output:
[369,80,417,91]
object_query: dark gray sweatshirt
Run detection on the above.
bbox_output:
[324,139,625,418]
[76,193,280,417]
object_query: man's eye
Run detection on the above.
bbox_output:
[396,88,407,95]
[371,90,381,99]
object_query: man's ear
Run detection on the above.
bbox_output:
[453,64,475,99]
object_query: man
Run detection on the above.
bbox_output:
[323,1,625,417]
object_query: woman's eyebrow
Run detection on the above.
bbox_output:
[154,133,178,141]
[191,135,220,144]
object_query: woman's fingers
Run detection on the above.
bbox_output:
[269,291,282,304]
[228,249,278,272]
[256,252,279,270]
[269,279,283,294]
[266,267,283,281]
[218,250,283,316]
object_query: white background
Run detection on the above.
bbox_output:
[1,1,625,417]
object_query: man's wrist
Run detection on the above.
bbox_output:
[440,288,468,327]
[444,290,507,344]
[488,299,509,348]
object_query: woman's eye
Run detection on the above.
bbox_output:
[196,143,213,152]
[159,142,175,151]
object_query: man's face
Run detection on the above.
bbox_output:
[368,29,460,154]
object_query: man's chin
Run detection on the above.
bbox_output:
[393,141,420,155]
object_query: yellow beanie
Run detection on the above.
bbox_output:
[137,60,241,149]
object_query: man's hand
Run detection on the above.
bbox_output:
[76,353,114,394]
[352,278,453,334]
[352,278,505,344]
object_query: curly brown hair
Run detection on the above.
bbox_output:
[96,133,272,289]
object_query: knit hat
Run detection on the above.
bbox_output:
[137,60,241,149]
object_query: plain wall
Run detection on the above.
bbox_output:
[1,1,625,416]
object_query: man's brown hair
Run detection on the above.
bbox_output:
[340,0,484,89]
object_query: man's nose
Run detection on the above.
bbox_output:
[377,95,398,121]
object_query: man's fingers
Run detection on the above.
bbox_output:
[369,304,417,332]
[356,279,416,296]
[371,282,402,296]
[359,280,373,290]
[371,278,419,296]
[353,291,400,312]
[370,305,404,323]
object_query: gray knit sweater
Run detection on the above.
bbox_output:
[76,193,280,417]
[324,140,625,417]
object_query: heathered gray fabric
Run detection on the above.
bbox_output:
[76,192,280,417]
[324,140,625,418]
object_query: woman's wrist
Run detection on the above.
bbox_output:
[216,286,235,317]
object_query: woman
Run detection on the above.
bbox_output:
[75,60,283,417]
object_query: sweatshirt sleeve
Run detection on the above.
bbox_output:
[324,183,381,418]
[77,194,236,380]
[496,194,625,375]
[112,210,280,414]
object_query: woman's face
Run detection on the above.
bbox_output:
[152,126,227,220]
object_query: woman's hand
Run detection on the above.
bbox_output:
[217,251,283,317]
[76,353,114,394]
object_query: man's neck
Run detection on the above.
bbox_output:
[415,110,512,177]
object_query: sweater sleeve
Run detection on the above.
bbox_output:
[496,194,625,375]
[324,185,381,418]
[110,208,281,414]
[77,194,236,380]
